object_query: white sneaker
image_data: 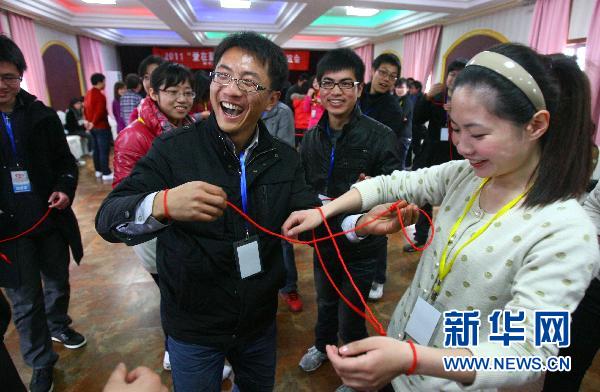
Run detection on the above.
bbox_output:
[368,282,384,300]
[163,351,171,371]
[95,171,102,178]
[101,173,114,182]
[222,364,232,380]
[299,346,328,372]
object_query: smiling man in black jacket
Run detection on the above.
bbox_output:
[0,35,84,392]
[297,50,402,389]
[96,32,321,391]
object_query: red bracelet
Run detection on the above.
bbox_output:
[163,188,171,220]
[406,339,418,375]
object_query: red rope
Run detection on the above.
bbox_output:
[0,208,53,264]
[225,200,435,335]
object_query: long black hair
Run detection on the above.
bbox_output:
[453,43,594,207]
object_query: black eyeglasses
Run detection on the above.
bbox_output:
[319,79,360,90]
[0,74,22,86]
[210,71,267,94]
[376,69,398,81]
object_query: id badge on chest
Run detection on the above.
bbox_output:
[440,127,449,142]
[404,297,442,345]
[234,235,263,279]
[10,170,31,193]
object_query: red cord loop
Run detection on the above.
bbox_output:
[163,189,171,221]
[225,199,434,336]
[406,339,418,375]
[0,208,53,264]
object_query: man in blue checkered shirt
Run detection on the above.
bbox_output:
[119,73,142,127]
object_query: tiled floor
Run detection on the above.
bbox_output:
[4,158,600,391]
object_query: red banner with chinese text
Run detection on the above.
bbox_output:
[152,47,310,71]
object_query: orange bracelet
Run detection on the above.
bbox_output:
[406,339,417,375]
[163,188,171,220]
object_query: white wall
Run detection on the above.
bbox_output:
[101,41,120,72]
[0,11,10,37]
[374,36,404,62]
[35,23,79,56]
[569,0,594,40]
[432,3,535,82]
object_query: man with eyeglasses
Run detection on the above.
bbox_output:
[297,49,401,391]
[96,32,321,391]
[357,53,409,302]
[0,35,85,392]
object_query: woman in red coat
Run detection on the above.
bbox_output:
[113,62,195,188]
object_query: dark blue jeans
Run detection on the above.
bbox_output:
[313,249,376,352]
[4,231,71,369]
[90,128,111,175]
[397,136,411,171]
[168,322,277,392]
[280,240,298,294]
[372,240,389,284]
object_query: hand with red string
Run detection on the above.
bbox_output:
[326,337,413,391]
[355,202,419,237]
[48,191,70,210]
[152,181,227,222]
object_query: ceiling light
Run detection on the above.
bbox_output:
[82,0,117,4]
[345,6,379,17]
[220,0,251,9]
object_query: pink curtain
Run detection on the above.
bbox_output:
[587,0,600,144]
[528,0,571,54]
[78,35,106,90]
[402,25,442,84]
[7,13,48,104]
[354,44,374,83]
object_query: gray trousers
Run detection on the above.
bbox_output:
[4,230,72,369]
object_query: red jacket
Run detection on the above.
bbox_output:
[112,97,194,187]
[83,87,109,129]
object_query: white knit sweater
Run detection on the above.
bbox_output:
[352,160,600,391]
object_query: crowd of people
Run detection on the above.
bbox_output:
[1,28,599,392]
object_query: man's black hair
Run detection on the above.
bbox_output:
[316,48,365,83]
[298,72,309,82]
[372,52,401,75]
[0,35,27,74]
[395,78,409,87]
[91,73,105,85]
[409,80,422,91]
[447,58,468,74]
[213,31,288,92]
[125,73,141,90]
[137,55,165,77]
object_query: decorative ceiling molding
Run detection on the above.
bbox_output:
[2,0,522,50]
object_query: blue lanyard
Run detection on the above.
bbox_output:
[325,124,335,189]
[239,151,248,215]
[1,113,17,158]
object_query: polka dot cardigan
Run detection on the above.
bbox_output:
[352,159,600,391]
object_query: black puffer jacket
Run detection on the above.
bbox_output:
[96,114,320,347]
[300,106,403,254]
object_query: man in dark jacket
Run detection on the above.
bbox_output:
[357,52,405,302]
[0,35,84,392]
[95,32,320,391]
[407,58,467,252]
[297,49,402,386]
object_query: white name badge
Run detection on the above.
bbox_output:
[11,170,32,193]
[318,194,331,206]
[440,127,449,142]
[404,297,442,345]
[234,236,263,279]
[311,109,317,118]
